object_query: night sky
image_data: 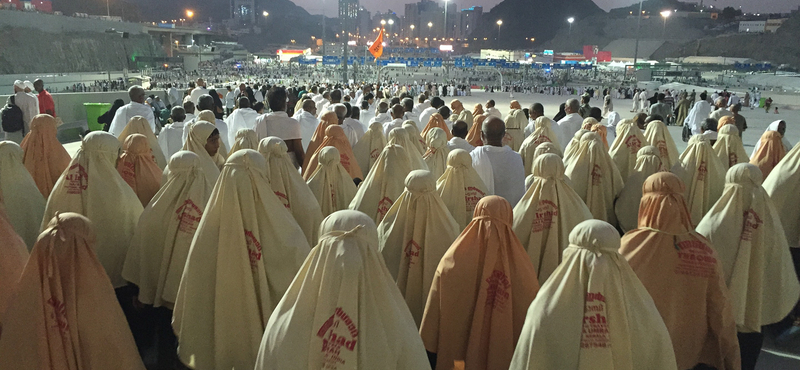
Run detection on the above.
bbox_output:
[296,0,797,17]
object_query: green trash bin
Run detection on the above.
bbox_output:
[84,103,111,131]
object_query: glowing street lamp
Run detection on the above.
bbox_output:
[263,11,269,17]
[381,19,386,26]
[567,17,574,34]
[186,10,194,18]
[660,10,671,37]
[496,19,502,39]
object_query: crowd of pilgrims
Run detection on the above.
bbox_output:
[1,76,800,370]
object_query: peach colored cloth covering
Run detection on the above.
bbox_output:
[510,220,677,370]
[352,121,387,176]
[0,213,145,370]
[172,149,310,370]
[564,132,624,226]
[643,120,679,169]
[302,111,338,173]
[466,105,486,147]
[513,154,592,282]
[0,201,28,318]
[619,172,740,370]
[763,143,800,247]
[609,120,648,181]
[227,128,259,156]
[378,170,461,325]
[697,164,800,333]
[714,124,749,170]
[118,115,167,169]
[590,123,609,150]
[403,121,428,156]
[254,210,430,370]
[121,151,214,309]
[421,113,453,141]
[615,146,665,233]
[0,141,46,249]
[423,127,451,179]
[387,126,428,171]
[436,149,489,230]
[42,132,143,288]
[259,137,323,246]
[349,144,412,223]
[749,130,786,179]
[519,117,562,176]
[304,125,363,180]
[672,134,726,226]
[420,196,540,370]
[20,114,70,198]
[117,134,162,206]
[307,146,358,217]
[717,115,736,131]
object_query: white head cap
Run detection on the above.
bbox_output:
[23,80,33,90]
[13,80,25,89]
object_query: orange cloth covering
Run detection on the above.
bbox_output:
[387,126,428,171]
[121,151,214,309]
[619,172,740,370]
[512,153,592,282]
[253,210,430,370]
[717,115,736,132]
[609,120,648,181]
[303,111,338,174]
[697,163,800,333]
[436,149,489,230]
[0,141,46,249]
[259,136,323,246]
[672,134,726,226]
[41,132,143,288]
[581,117,598,130]
[0,213,146,370]
[714,124,750,170]
[307,146,358,217]
[615,146,665,233]
[349,144,412,223]
[378,170,461,325]
[118,115,167,169]
[227,128,259,156]
[763,143,800,247]
[304,124,363,180]
[172,149,310,370]
[20,114,70,197]
[643,120,679,169]
[422,113,453,141]
[510,220,677,370]
[519,117,562,176]
[423,127,450,179]
[466,105,486,147]
[590,123,609,150]
[562,129,591,168]
[564,132,624,226]
[117,134,163,206]
[0,201,28,318]
[749,130,786,179]
[403,121,428,156]
[352,121,387,176]
[420,196,540,370]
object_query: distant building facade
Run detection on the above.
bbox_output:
[739,18,786,33]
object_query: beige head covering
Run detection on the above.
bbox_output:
[377,170,460,325]
[504,105,527,151]
[519,117,562,176]
[562,129,590,168]
[387,127,428,171]
[121,151,214,309]
[510,220,677,370]
[0,141,46,249]
[119,115,168,169]
[20,114,71,198]
[609,120,647,181]
[181,120,221,186]
[643,120,679,169]
[259,136,323,246]
[118,134,162,206]
[671,134,726,226]
[619,172,740,370]
[254,210,430,370]
[196,111,228,167]
[512,154,592,282]
[0,213,146,370]
[403,120,428,155]
[420,196,540,370]
[435,149,489,230]
[172,149,310,370]
[421,113,453,141]
[533,142,562,159]
[352,121,387,176]
[422,127,450,179]
[349,144,412,223]
[564,132,624,226]
[696,163,800,333]
[228,128,259,156]
[41,132,143,288]
[714,124,749,170]
[0,201,28,317]
[763,143,800,247]
[582,117,598,130]
[307,146,358,217]
[615,146,665,232]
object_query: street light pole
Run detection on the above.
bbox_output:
[632,0,643,76]
[322,0,327,56]
[443,0,449,40]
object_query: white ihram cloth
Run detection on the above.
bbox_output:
[671,135,726,226]
[436,149,489,230]
[750,120,793,159]
[565,133,624,226]
[685,100,712,135]
[615,146,665,233]
[509,220,677,370]
[158,120,186,160]
[224,107,260,147]
[253,210,430,370]
[386,127,427,171]
[714,124,750,170]
[763,143,800,247]
[343,117,365,147]
[609,120,647,181]
[349,144,412,223]
[643,120,679,170]
[422,127,450,180]
[353,121,387,176]
[447,137,475,153]
[377,170,460,325]
[418,107,438,131]
[471,145,526,207]
[108,101,156,137]
[512,154,592,282]
[0,141,45,249]
[121,151,214,308]
[519,117,562,176]
[696,163,800,333]
[259,136,323,246]
[485,106,502,119]
[307,147,358,217]
[295,109,319,151]
[383,117,405,137]
[172,149,310,370]
[557,113,584,151]
[41,132,143,288]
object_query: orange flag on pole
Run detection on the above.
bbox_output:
[368,27,384,59]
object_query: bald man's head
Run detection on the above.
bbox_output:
[302,99,317,115]
[566,99,580,114]
[391,104,405,120]
[452,120,468,139]
[481,116,506,146]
